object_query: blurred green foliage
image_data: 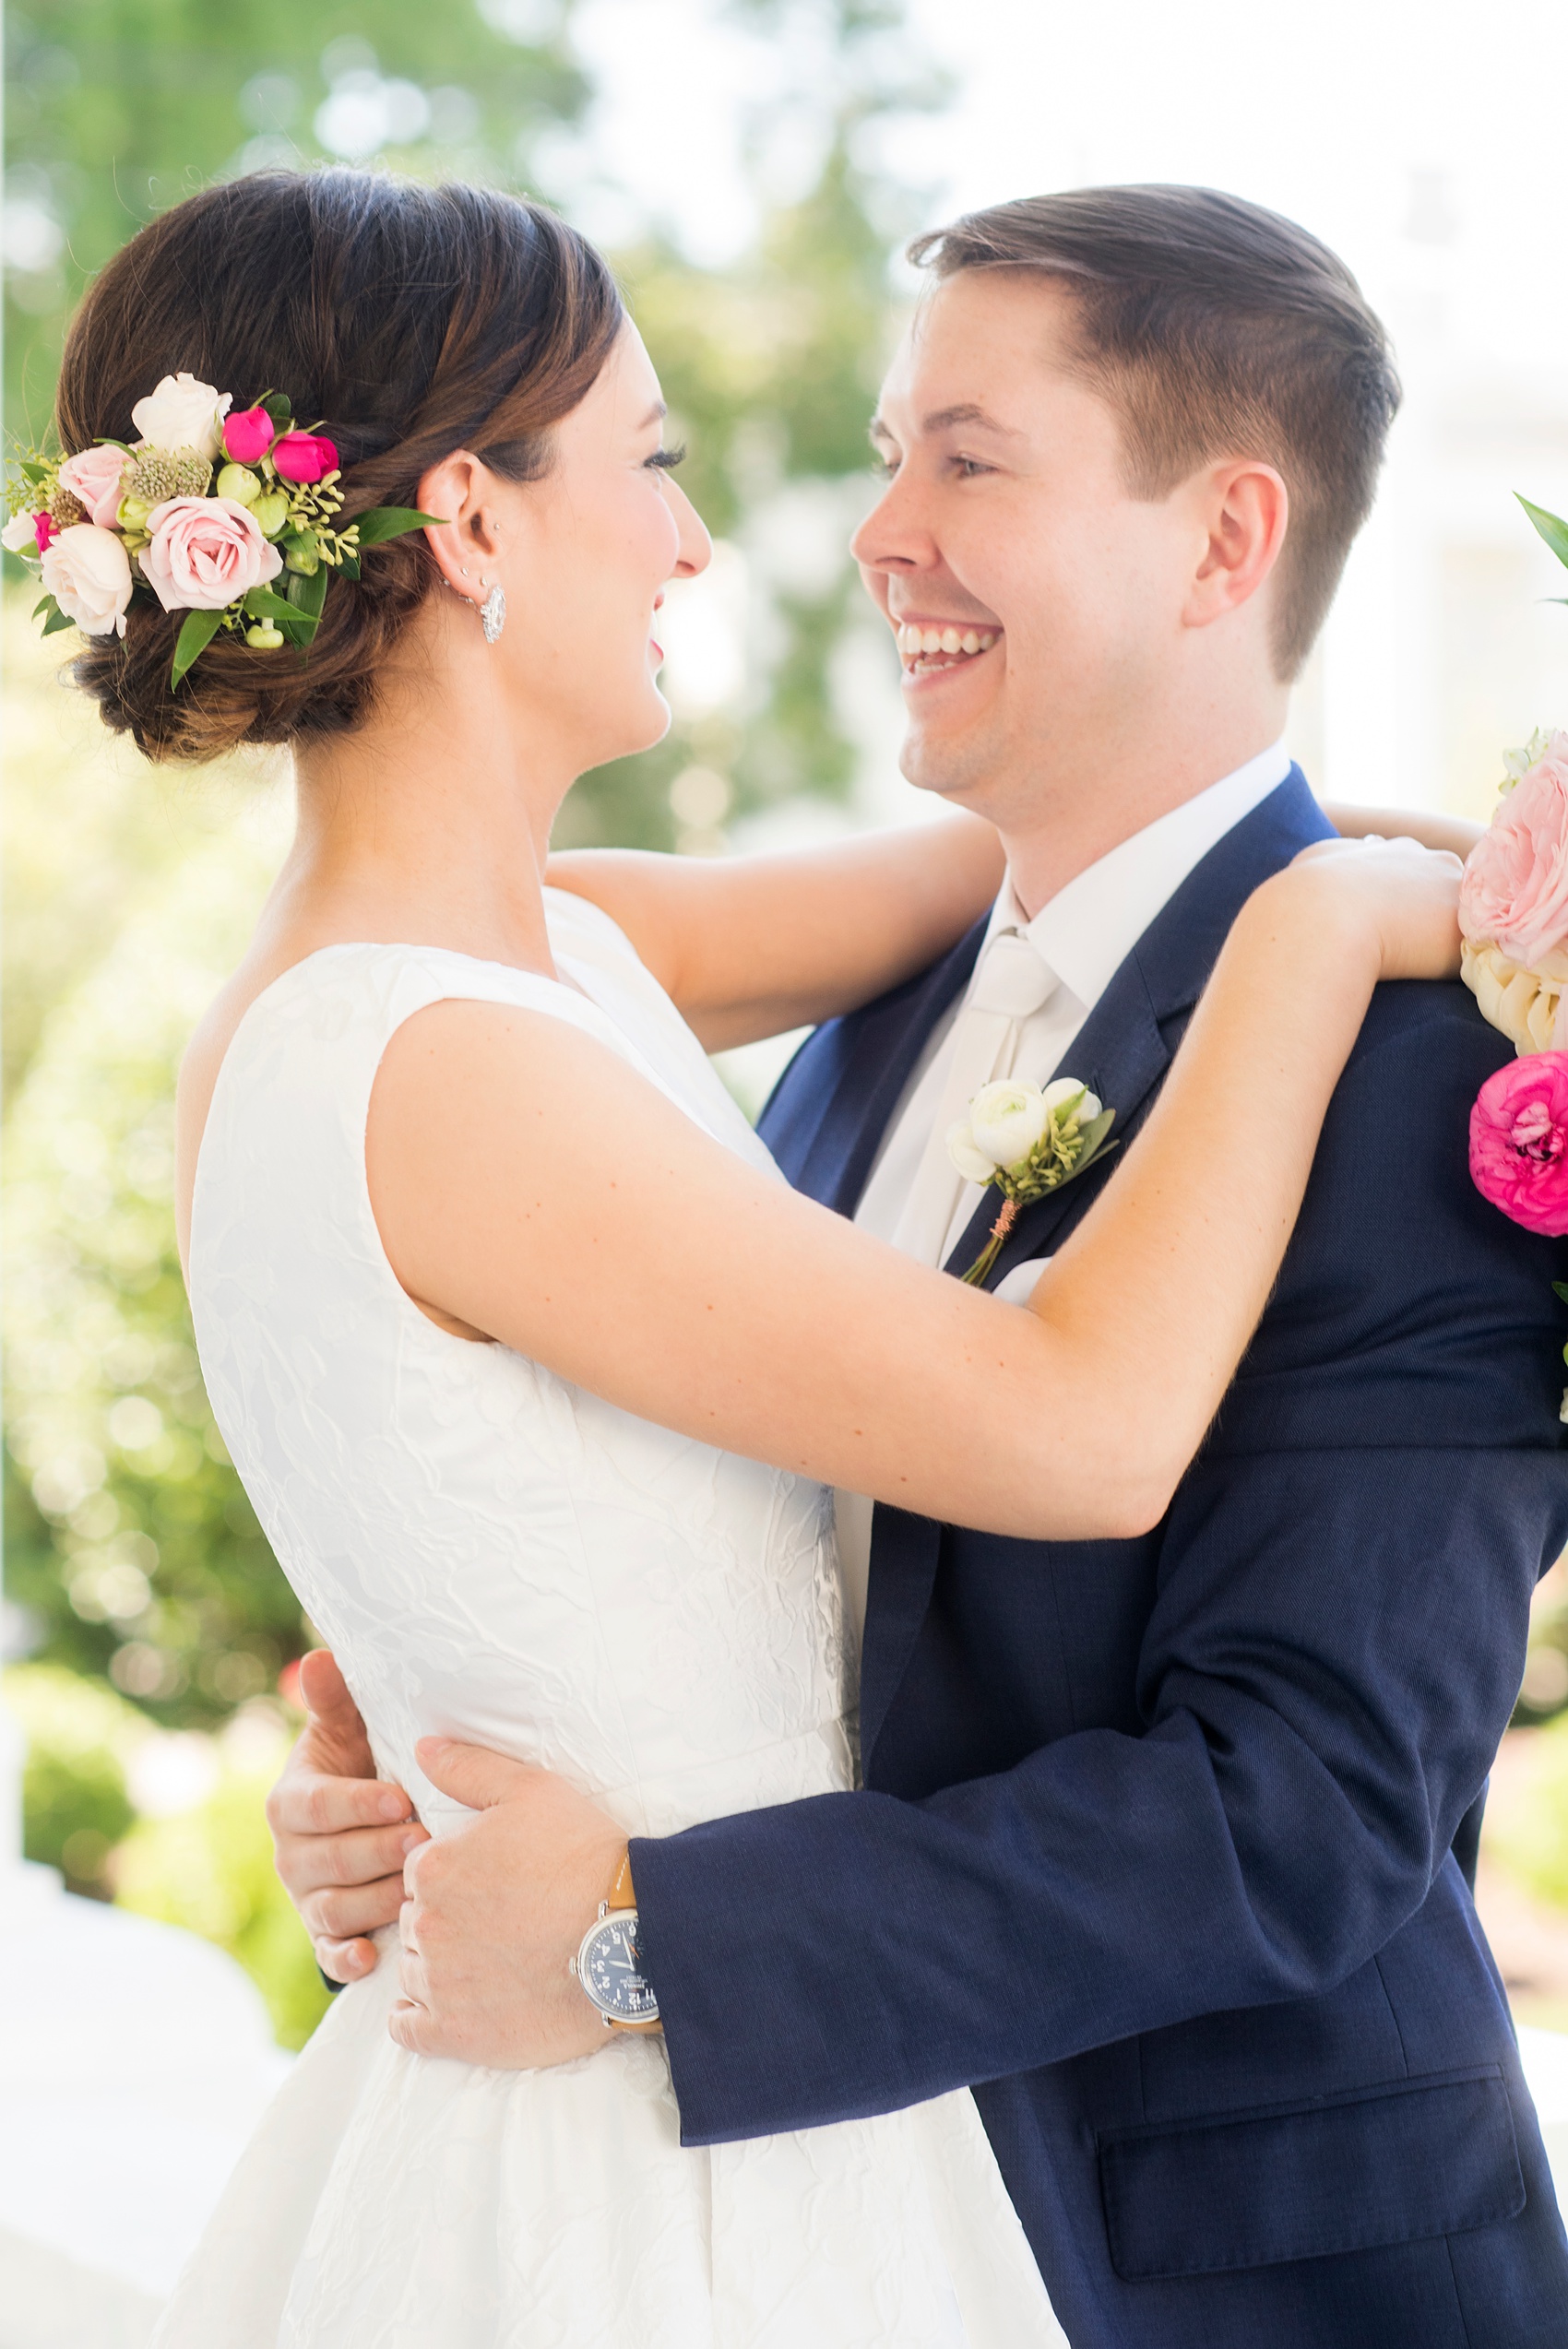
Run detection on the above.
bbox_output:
[6,1661,328,2045]
[8,1663,137,1892]
[115,1753,333,2047]
[4,0,588,438]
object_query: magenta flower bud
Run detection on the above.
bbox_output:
[272,432,339,485]
[223,405,277,466]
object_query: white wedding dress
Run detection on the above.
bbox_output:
[160,892,1066,2348]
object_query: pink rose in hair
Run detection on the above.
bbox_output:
[140,495,283,612]
[271,432,339,485]
[223,406,277,465]
[1469,1051,1568,1236]
[1459,736,1568,967]
[57,443,129,528]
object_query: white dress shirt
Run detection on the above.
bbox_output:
[836,739,1293,1640]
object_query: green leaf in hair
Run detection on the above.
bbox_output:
[171,606,224,689]
[351,507,448,546]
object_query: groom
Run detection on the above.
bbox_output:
[269,188,1568,2343]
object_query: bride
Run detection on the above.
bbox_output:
[55,171,1462,2344]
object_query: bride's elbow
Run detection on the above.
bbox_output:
[1026,1460,1176,1545]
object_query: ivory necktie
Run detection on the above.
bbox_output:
[890,929,1059,1268]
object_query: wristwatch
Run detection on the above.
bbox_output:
[570,1850,660,2032]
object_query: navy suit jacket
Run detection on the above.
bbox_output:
[633,775,1568,2347]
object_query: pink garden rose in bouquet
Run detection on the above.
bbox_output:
[1459,733,1568,971]
[1468,1053,1568,1238]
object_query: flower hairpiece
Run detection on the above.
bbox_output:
[4,373,442,688]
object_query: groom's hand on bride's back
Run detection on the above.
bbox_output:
[388,1738,628,2068]
[266,1648,427,1984]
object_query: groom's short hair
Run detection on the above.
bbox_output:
[909,186,1399,679]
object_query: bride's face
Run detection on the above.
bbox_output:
[491,322,710,776]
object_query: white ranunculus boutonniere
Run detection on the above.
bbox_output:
[946,1076,1117,1286]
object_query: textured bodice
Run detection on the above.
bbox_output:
[189,897,854,1842]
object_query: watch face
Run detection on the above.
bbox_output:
[581,1915,659,2022]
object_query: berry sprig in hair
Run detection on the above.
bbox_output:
[4,373,440,688]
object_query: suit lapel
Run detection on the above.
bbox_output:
[861,771,1334,1766]
[760,914,988,1216]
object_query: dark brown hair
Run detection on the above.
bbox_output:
[909,185,1399,677]
[55,171,624,761]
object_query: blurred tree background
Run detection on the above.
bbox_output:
[2,0,944,2038]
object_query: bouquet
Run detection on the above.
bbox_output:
[1461,496,1568,1410]
[4,372,438,688]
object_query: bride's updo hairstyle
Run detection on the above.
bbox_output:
[55,171,624,762]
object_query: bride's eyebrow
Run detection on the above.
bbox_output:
[638,400,669,432]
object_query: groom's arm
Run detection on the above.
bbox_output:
[632,986,1568,2140]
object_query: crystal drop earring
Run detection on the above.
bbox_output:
[479,574,506,646]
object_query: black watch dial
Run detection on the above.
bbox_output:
[583,1914,659,2022]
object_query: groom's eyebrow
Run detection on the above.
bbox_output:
[867,405,1022,445]
[921,402,1022,437]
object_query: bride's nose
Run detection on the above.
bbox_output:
[669,480,712,580]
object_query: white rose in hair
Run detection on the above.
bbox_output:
[1,510,43,553]
[968,1078,1052,1170]
[40,523,135,637]
[56,444,130,527]
[140,495,283,611]
[130,372,232,460]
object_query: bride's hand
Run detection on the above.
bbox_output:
[1271,835,1464,983]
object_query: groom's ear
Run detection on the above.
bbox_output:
[1182,458,1289,634]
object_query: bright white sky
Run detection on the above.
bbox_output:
[562,0,1568,381]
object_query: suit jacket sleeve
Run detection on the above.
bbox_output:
[631,986,1568,2144]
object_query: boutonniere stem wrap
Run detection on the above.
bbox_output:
[4,374,445,690]
[946,1077,1117,1287]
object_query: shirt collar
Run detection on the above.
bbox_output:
[988,739,1292,1012]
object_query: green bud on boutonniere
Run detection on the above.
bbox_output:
[946,1077,1117,1286]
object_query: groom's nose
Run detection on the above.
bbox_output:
[849,461,941,582]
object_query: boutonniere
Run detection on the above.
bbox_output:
[946,1078,1118,1287]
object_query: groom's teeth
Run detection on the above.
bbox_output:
[895,623,999,661]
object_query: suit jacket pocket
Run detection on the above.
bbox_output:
[1099,2064,1524,2280]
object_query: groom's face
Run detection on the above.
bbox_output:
[853,270,1209,825]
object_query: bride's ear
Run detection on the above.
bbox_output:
[417,452,504,598]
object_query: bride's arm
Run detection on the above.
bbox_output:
[1324,801,1483,859]
[546,815,1004,1050]
[367,842,1460,1545]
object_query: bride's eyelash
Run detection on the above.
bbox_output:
[646,444,686,471]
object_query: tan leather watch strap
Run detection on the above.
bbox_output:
[605,1847,660,2033]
